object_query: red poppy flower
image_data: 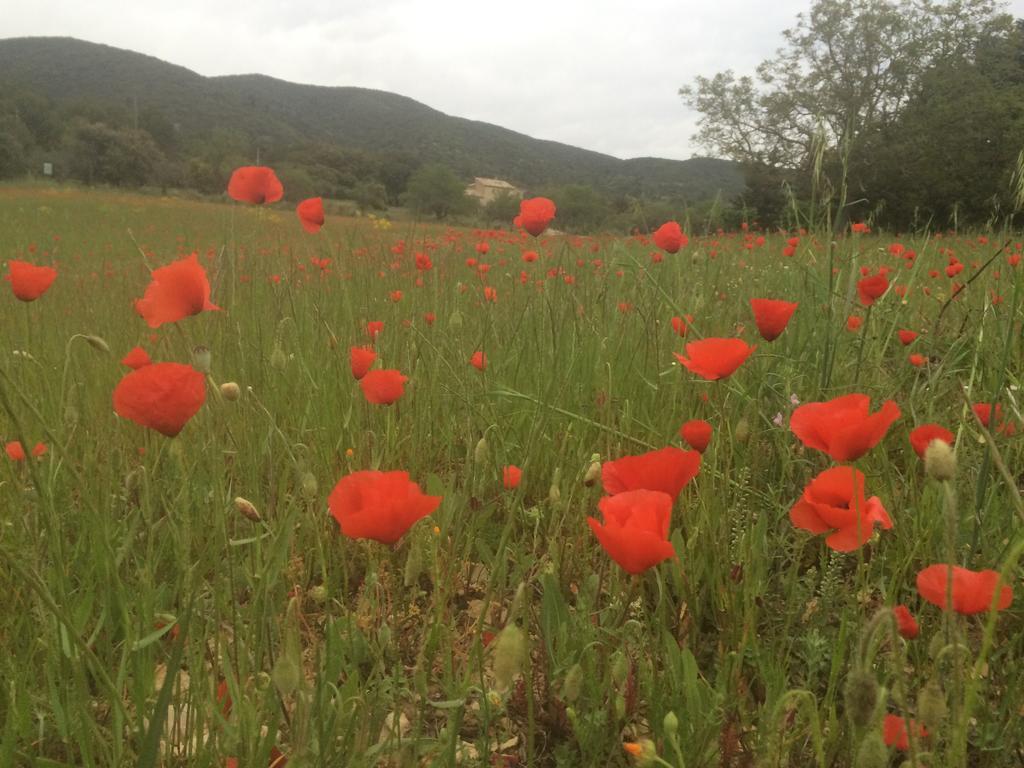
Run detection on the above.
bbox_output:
[909,424,954,458]
[602,446,701,502]
[521,250,538,263]
[503,465,522,489]
[296,197,325,233]
[674,338,755,381]
[679,419,712,453]
[789,465,892,551]
[857,273,890,306]
[882,714,927,751]
[670,316,689,337]
[349,346,376,380]
[897,329,918,345]
[227,166,284,204]
[423,312,436,326]
[112,362,207,437]
[121,346,152,369]
[790,394,900,462]
[5,260,57,301]
[909,353,926,367]
[916,564,1013,614]
[587,490,676,574]
[359,369,407,405]
[892,604,919,639]
[135,253,219,329]
[328,470,441,544]
[518,197,556,237]
[749,298,798,341]
[652,221,688,254]
[366,320,384,340]
[5,441,47,461]
[470,351,487,371]
[846,315,862,332]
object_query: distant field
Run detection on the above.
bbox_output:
[0,185,1021,767]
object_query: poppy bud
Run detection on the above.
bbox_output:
[404,538,424,587]
[301,471,319,500]
[507,582,526,623]
[663,710,679,736]
[234,496,261,522]
[271,649,300,698]
[844,668,879,729]
[270,345,287,370]
[614,693,627,719]
[83,334,110,352]
[191,345,211,374]
[916,680,947,732]
[548,467,561,505]
[492,624,526,691]
[734,418,750,443]
[220,382,241,401]
[562,663,584,703]
[474,436,489,464]
[308,584,328,604]
[610,651,629,688]
[623,738,658,766]
[924,439,956,481]
[854,732,888,768]
[583,460,601,487]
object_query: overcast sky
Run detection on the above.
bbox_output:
[5,0,1024,160]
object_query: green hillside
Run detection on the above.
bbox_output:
[0,36,743,201]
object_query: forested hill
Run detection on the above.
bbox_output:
[0,36,743,201]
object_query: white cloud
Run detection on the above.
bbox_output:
[3,0,1023,159]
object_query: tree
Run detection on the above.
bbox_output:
[481,191,521,226]
[544,184,610,233]
[680,0,1015,226]
[63,120,164,186]
[0,115,29,178]
[403,164,473,219]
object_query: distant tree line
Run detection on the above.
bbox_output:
[0,84,426,212]
[0,88,746,234]
[681,0,1024,231]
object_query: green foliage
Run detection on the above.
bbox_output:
[542,184,610,233]
[681,0,1021,229]
[403,163,476,219]
[1,187,1023,766]
[481,190,522,226]
[0,37,744,210]
[62,119,165,186]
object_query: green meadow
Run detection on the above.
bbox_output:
[1,184,1022,767]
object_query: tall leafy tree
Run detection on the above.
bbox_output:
[681,0,1016,226]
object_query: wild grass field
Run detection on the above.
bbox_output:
[0,182,1022,767]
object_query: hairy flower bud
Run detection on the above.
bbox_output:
[492,624,526,691]
[191,345,211,374]
[844,668,879,729]
[234,496,260,522]
[83,334,110,352]
[474,436,489,464]
[917,679,947,732]
[924,439,957,481]
[854,732,888,768]
[220,381,241,401]
[562,663,584,703]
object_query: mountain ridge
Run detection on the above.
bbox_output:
[0,35,744,200]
